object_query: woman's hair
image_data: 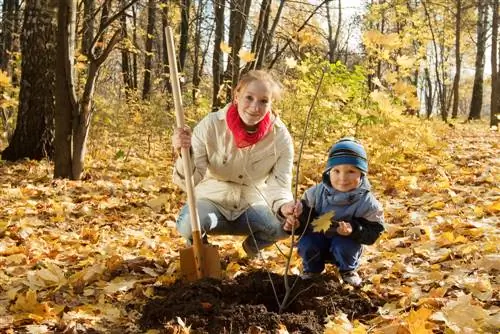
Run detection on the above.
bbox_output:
[233,70,283,101]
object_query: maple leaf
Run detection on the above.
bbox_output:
[311,211,335,233]
[238,49,255,63]
[220,42,232,54]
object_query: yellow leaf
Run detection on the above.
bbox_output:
[406,307,433,334]
[485,199,500,213]
[220,42,232,54]
[238,49,255,63]
[311,211,335,233]
[11,290,52,317]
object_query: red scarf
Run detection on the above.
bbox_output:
[226,103,273,148]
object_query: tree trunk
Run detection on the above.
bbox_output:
[327,0,341,63]
[212,0,225,111]
[142,0,156,100]
[224,0,251,95]
[120,3,134,96]
[0,0,19,73]
[249,0,271,70]
[192,0,204,103]
[81,0,95,55]
[451,0,461,119]
[54,0,77,179]
[491,0,499,127]
[132,4,138,89]
[468,1,488,120]
[55,0,135,179]
[179,0,191,72]
[2,0,58,161]
[160,1,172,93]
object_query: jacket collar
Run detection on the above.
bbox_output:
[322,176,370,206]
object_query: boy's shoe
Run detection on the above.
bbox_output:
[300,272,322,280]
[341,271,362,287]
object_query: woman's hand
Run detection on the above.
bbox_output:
[280,201,302,232]
[172,126,192,150]
[336,221,353,236]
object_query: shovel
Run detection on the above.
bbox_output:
[165,26,222,281]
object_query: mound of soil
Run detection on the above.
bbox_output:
[140,270,383,333]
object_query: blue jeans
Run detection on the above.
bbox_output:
[176,199,289,254]
[298,232,362,273]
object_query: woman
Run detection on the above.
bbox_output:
[172,70,298,257]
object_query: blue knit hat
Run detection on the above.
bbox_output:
[324,137,368,173]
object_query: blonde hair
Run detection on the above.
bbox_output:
[233,70,283,101]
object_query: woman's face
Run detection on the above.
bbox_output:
[234,80,273,126]
[329,164,362,192]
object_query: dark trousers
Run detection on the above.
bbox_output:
[298,232,362,273]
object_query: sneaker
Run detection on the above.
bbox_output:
[341,271,362,287]
[300,272,322,280]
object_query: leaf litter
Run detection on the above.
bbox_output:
[0,120,498,333]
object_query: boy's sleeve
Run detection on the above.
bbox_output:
[348,200,385,245]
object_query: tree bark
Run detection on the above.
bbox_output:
[212,0,225,111]
[0,0,20,73]
[81,0,95,55]
[120,2,134,96]
[327,0,341,63]
[468,1,488,120]
[451,0,461,119]
[249,0,271,70]
[142,0,156,100]
[224,0,251,94]
[2,0,58,161]
[54,0,77,179]
[491,0,499,127]
[179,0,191,71]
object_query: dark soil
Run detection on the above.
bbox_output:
[140,270,384,333]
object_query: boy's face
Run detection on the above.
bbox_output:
[329,164,362,192]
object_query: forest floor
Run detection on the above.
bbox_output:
[0,119,498,333]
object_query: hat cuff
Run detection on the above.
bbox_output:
[326,156,368,173]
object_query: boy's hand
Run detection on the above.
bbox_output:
[336,221,353,236]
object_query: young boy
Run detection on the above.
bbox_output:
[283,137,384,286]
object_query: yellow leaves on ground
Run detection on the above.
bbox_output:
[311,211,334,233]
[0,118,498,333]
[10,290,61,323]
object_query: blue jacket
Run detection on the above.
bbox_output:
[296,176,385,245]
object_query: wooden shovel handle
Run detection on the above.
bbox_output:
[165,26,204,279]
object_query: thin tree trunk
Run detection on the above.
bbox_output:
[82,0,95,55]
[179,0,191,71]
[249,0,271,70]
[54,0,77,179]
[490,0,499,127]
[224,0,251,95]
[451,0,461,119]
[212,0,225,111]
[120,1,134,96]
[327,0,341,63]
[468,2,488,120]
[192,0,204,103]
[160,1,172,93]
[142,0,155,100]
